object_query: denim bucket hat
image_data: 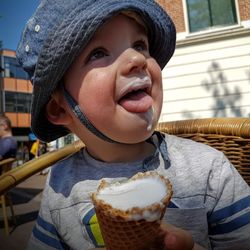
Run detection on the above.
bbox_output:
[16,0,176,142]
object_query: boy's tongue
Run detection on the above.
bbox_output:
[119,90,153,113]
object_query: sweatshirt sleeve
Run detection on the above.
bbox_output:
[207,154,250,250]
[27,176,70,250]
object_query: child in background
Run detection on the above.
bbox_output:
[17,1,250,249]
[0,114,17,161]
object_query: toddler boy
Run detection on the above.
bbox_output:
[17,1,250,249]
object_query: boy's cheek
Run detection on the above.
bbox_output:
[147,57,162,78]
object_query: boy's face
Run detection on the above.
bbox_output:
[63,14,163,143]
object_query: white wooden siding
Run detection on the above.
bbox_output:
[160,34,250,122]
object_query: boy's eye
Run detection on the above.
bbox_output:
[133,39,149,52]
[87,48,108,62]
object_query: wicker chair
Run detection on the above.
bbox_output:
[156,118,250,185]
[0,118,249,199]
[0,140,84,196]
[0,158,17,235]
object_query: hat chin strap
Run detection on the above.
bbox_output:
[62,86,118,143]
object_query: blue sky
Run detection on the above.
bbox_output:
[0,0,40,51]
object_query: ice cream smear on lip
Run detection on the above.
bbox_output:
[95,173,170,221]
[118,76,153,113]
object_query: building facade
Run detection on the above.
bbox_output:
[0,49,34,162]
[0,49,32,136]
[158,0,250,122]
[1,0,249,153]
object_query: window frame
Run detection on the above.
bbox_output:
[3,56,29,80]
[183,0,240,35]
[4,91,32,113]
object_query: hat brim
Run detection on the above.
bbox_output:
[32,0,176,142]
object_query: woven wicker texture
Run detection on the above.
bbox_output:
[156,118,250,185]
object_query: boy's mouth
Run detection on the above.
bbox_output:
[117,77,153,113]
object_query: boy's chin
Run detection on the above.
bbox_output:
[91,109,159,144]
[106,125,156,145]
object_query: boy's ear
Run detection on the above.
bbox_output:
[46,94,72,126]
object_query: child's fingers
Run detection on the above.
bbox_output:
[160,223,195,250]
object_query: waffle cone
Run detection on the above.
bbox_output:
[91,172,172,250]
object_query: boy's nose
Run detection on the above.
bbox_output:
[119,48,147,75]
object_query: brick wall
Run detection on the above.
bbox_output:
[157,0,250,32]
[238,0,250,20]
[157,0,185,32]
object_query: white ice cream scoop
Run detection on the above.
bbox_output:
[91,171,173,250]
[92,171,172,222]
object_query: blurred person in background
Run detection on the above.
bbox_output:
[0,114,17,161]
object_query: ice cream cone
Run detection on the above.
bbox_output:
[91,171,173,250]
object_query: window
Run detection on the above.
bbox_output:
[187,0,237,32]
[4,91,32,113]
[3,56,29,80]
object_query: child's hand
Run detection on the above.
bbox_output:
[154,223,206,250]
